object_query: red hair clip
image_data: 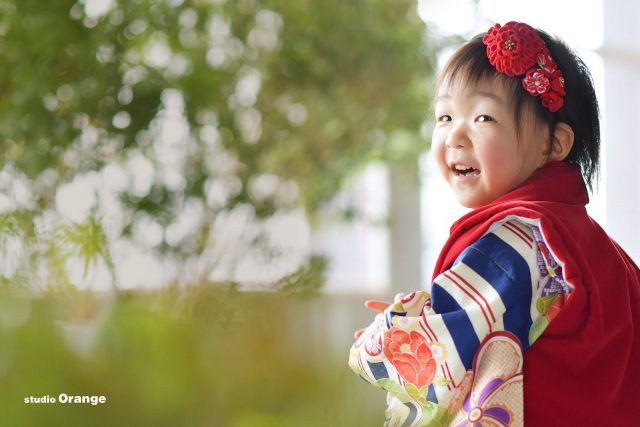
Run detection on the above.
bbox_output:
[483,22,566,112]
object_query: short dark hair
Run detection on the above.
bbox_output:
[435,29,600,191]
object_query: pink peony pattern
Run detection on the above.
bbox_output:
[383,328,437,388]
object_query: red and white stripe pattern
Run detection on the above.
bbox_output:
[348,217,568,426]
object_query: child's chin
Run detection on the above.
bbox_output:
[456,195,489,209]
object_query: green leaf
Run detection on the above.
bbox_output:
[58,215,113,280]
[529,316,549,344]
[419,401,450,426]
[433,376,451,387]
[376,378,412,403]
[405,383,428,402]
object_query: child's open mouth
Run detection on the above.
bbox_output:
[453,164,480,177]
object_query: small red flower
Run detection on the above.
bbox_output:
[541,91,564,112]
[522,70,550,96]
[383,328,436,387]
[483,21,566,113]
[483,22,544,77]
[536,48,557,73]
[550,70,566,96]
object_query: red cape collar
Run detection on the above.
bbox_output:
[433,161,588,280]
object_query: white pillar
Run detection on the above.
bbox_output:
[601,0,640,262]
[389,160,423,296]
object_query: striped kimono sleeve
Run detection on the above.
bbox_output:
[349,219,560,426]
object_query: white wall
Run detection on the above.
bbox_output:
[601,0,640,262]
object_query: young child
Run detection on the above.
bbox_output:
[349,21,640,426]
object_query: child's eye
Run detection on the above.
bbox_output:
[476,115,494,123]
[437,115,452,122]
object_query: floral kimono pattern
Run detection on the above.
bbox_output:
[349,218,573,426]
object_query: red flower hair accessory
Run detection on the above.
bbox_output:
[483,22,566,113]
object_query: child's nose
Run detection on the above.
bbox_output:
[445,124,471,149]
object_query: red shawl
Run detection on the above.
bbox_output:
[433,161,640,425]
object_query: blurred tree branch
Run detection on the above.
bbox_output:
[0,0,441,289]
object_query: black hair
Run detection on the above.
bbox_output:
[436,28,600,191]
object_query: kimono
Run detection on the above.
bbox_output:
[349,162,640,426]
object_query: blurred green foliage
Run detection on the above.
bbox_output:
[0,0,440,424]
[1,0,434,215]
[1,0,437,285]
[0,286,385,426]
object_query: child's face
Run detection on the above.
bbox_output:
[432,76,549,208]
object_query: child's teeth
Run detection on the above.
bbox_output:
[453,164,480,176]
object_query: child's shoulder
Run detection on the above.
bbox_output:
[470,217,536,254]
[484,218,535,247]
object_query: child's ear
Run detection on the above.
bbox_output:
[548,122,574,161]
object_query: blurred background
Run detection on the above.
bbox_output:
[1,0,638,426]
